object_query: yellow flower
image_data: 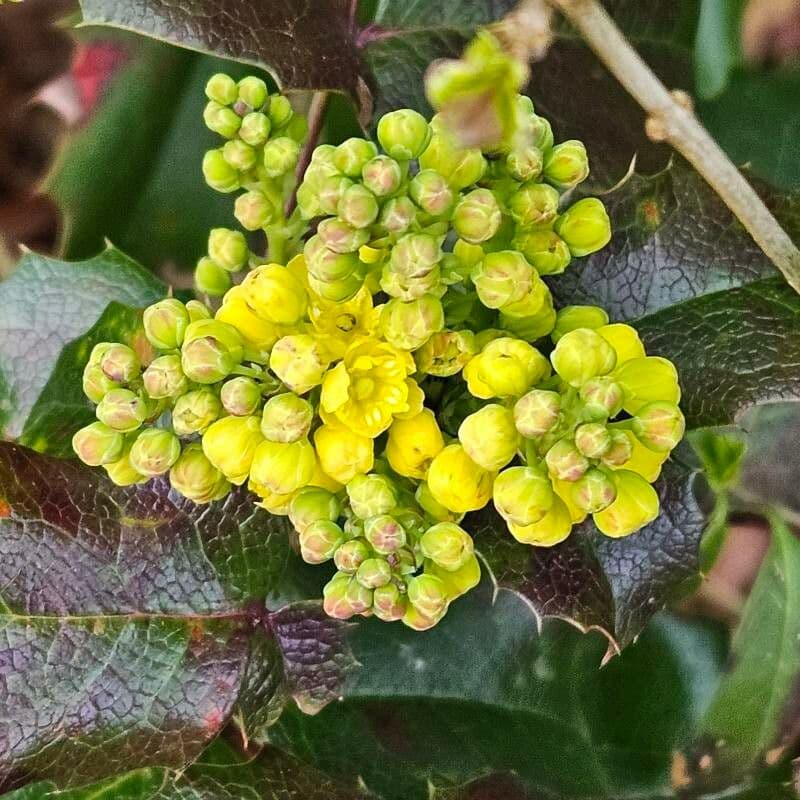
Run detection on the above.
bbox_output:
[613,356,681,414]
[308,284,378,360]
[507,495,572,547]
[216,286,283,359]
[593,469,659,538]
[596,323,645,365]
[314,423,374,484]
[394,378,425,420]
[427,443,495,513]
[249,438,317,495]
[605,430,668,482]
[249,481,295,515]
[202,415,264,485]
[386,408,445,479]
[240,263,307,325]
[320,336,415,437]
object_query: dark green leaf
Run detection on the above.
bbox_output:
[0,443,352,789]
[0,247,164,449]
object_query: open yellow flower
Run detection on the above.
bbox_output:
[308,284,379,360]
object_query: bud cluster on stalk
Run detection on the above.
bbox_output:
[72,37,685,631]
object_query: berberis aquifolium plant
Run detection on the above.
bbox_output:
[5,1,800,798]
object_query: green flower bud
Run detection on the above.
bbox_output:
[601,430,634,467]
[250,437,316,495]
[345,578,374,616]
[105,439,147,487]
[407,573,448,618]
[509,182,560,228]
[268,95,293,128]
[96,388,148,432]
[420,522,474,571]
[356,557,393,589]
[513,229,571,276]
[506,146,543,181]
[305,235,360,281]
[172,389,221,435]
[471,250,533,309]
[403,602,445,631]
[574,422,612,459]
[580,377,624,420]
[311,143,337,169]
[415,329,476,377]
[205,73,238,106]
[513,389,561,437]
[73,421,125,466]
[322,573,355,619]
[237,76,268,109]
[261,392,313,442]
[222,139,257,171]
[465,337,549,398]
[377,109,431,160]
[458,404,518,471]
[379,196,417,236]
[632,401,685,452]
[452,188,502,244]
[317,217,369,254]
[142,354,188,400]
[493,465,554,527]
[143,298,189,350]
[389,547,418,575]
[529,114,554,151]
[284,114,308,143]
[202,415,263,484]
[169,443,229,504]
[203,149,240,193]
[415,483,461,523]
[410,169,454,217]
[543,139,589,190]
[181,319,243,383]
[334,538,371,573]
[317,175,354,216]
[571,467,617,513]
[269,335,328,394]
[554,197,611,257]
[380,295,445,350]
[239,111,272,146]
[545,438,589,482]
[337,184,379,229]
[500,294,557,343]
[310,269,366,303]
[262,136,300,177]
[299,520,346,564]
[362,155,403,197]
[289,487,341,535]
[419,132,487,190]
[203,100,241,139]
[552,305,609,342]
[221,376,262,416]
[334,137,378,177]
[389,233,441,279]
[550,328,617,387]
[195,257,232,297]
[373,583,408,622]
[296,182,323,219]
[234,190,276,230]
[380,266,441,302]
[364,514,407,554]
[186,300,212,322]
[207,228,249,273]
[99,343,140,384]
[129,428,181,477]
[82,364,119,403]
[347,473,398,520]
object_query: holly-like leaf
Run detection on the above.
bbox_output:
[0,247,165,450]
[0,443,352,790]
[77,0,371,122]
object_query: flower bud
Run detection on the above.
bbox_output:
[380,266,441,302]
[239,111,272,146]
[346,473,398,520]
[418,132,487,189]
[571,467,617,513]
[314,424,374,484]
[82,364,118,403]
[364,514,407,554]
[237,76,268,109]
[580,377,624,420]
[543,139,589,189]
[222,139,257,171]
[305,235,362,281]
[181,320,243,383]
[203,101,241,138]
[379,196,417,236]
[99,343,140,384]
[509,183,560,228]
[529,114,554,150]
[202,415,263,485]
[322,573,355,619]
[186,300,212,322]
[632,402,685,452]
[296,182,323,219]
[574,422,612,459]
[427,443,495,513]
[143,298,190,351]
[415,482,461,522]
[493,465,554,527]
[317,218,369,254]
[337,184,379,229]
[373,583,408,622]
[464,337,549,399]
[205,73,238,106]
[250,437,316,495]
[317,175,354,216]
[415,330,475,377]
[513,389,561,437]
[268,95,293,128]
[403,602,445,631]
[409,169,454,217]
[592,470,659,538]
[269,335,328,394]
[203,149,240,193]
[545,439,589,482]
[129,428,181,477]
[208,228,248,272]
[172,389,221,436]
[513,230,572,276]
[508,495,572,547]
[234,190,276,230]
[552,305,609,343]
[73,421,125,466]
[260,392,313,442]
[554,197,611,257]
[471,251,533,309]
[169,443,229,504]
[380,295,445,351]
[220,376,261,416]
[299,520,346,564]
[451,188,502,244]
[356,557,392,589]
[386,409,445,479]
[420,522,474,571]
[289,487,341,535]
[334,538,371,573]
[195,257,232,297]
[458,404,518,471]
[389,233,441,279]
[240,264,307,325]
[262,136,300,177]
[601,430,634,467]
[142,355,188,400]
[334,137,378,177]
[96,388,148,433]
[362,155,403,197]
[550,328,617,387]
[104,440,146,487]
[407,573,448,618]
[377,109,431,160]
[506,146,543,181]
